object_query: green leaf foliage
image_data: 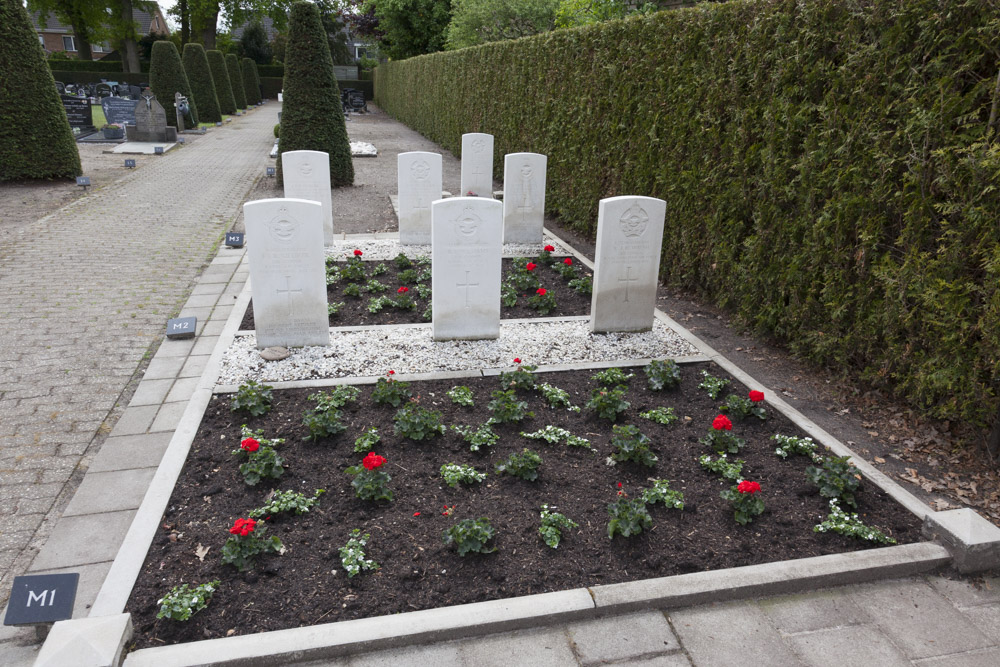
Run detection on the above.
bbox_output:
[241,57,261,106]
[374,0,1000,430]
[182,43,221,123]
[0,0,81,180]
[206,49,237,115]
[225,53,248,109]
[277,1,353,188]
[149,40,198,127]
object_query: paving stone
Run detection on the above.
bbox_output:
[614,654,691,666]
[346,642,463,666]
[150,401,188,432]
[128,379,174,406]
[183,294,220,309]
[30,510,136,570]
[0,640,40,667]
[28,560,114,618]
[961,603,1000,643]
[140,356,185,380]
[852,579,993,660]
[758,589,870,634]
[210,304,235,322]
[153,338,196,358]
[201,319,227,336]
[566,611,678,664]
[109,404,158,436]
[457,627,577,666]
[179,354,211,378]
[784,624,909,666]
[191,336,221,356]
[670,601,804,667]
[926,574,1000,608]
[191,282,227,296]
[61,468,156,516]
[912,647,1000,666]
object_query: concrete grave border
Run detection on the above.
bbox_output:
[35,230,999,667]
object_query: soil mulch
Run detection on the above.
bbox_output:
[239,256,592,329]
[126,362,921,650]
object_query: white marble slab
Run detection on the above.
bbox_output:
[398,151,443,245]
[460,132,494,198]
[282,150,334,245]
[502,152,547,244]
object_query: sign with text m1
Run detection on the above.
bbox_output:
[3,573,78,626]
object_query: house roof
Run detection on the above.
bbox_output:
[30,8,168,36]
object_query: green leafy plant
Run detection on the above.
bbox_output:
[585,385,630,421]
[499,359,538,391]
[554,256,578,279]
[642,479,685,509]
[440,462,488,488]
[720,480,765,525]
[773,434,820,460]
[344,452,393,501]
[233,428,284,485]
[364,278,388,293]
[607,493,652,538]
[340,529,379,576]
[249,489,325,518]
[520,425,592,449]
[495,448,543,481]
[393,252,413,269]
[340,254,366,282]
[644,359,682,391]
[698,453,745,481]
[592,367,634,386]
[221,518,283,571]
[397,268,419,284]
[640,406,678,425]
[421,304,433,321]
[538,504,578,548]
[501,280,519,307]
[610,424,657,467]
[538,244,557,265]
[343,282,362,298]
[415,284,432,300]
[527,287,557,314]
[488,389,534,423]
[447,385,475,406]
[230,380,273,416]
[371,372,412,406]
[568,276,592,296]
[393,402,446,441]
[443,517,496,555]
[510,260,541,292]
[814,499,896,544]
[451,421,500,451]
[367,295,392,313]
[698,370,730,399]
[327,301,344,315]
[393,286,417,309]
[536,382,580,412]
[719,391,768,421]
[354,426,380,453]
[156,581,220,621]
[699,414,745,454]
[302,388,356,442]
[806,455,862,509]
[372,262,389,276]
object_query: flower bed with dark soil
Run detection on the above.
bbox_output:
[239,255,593,330]
[125,361,921,649]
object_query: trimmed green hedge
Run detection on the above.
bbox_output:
[182,43,221,123]
[257,64,285,77]
[207,50,237,115]
[51,71,146,85]
[47,58,150,73]
[260,76,283,99]
[259,78,371,100]
[149,41,198,127]
[241,57,262,105]
[375,0,1000,428]
[226,53,248,109]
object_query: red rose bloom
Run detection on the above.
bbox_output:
[749,390,764,402]
[241,438,260,452]
[563,257,573,265]
[230,517,257,536]
[544,244,555,252]
[398,286,409,294]
[362,452,387,470]
[737,480,761,494]
[525,262,537,271]
[712,414,733,431]
[353,249,363,257]
[536,288,547,296]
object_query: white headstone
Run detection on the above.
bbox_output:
[590,196,666,333]
[282,150,334,246]
[502,152,547,244]
[431,197,502,341]
[460,133,494,198]
[398,151,443,245]
[245,198,329,349]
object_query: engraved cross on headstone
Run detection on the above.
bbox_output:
[276,276,303,316]
[618,266,638,303]
[414,196,429,212]
[456,271,479,308]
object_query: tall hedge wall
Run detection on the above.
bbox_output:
[182,43,222,123]
[375,0,1000,428]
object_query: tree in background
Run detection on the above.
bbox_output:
[207,49,237,114]
[270,31,288,62]
[183,43,222,122]
[226,52,248,108]
[1,0,81,180]
[555,0,665,27]
[316,0,354,65]
[239,19,273,64]
[364,0,451,60]
[446,0,558,50]
[149,40,199,127]
[277,1,353,187]
[241,56,262,104]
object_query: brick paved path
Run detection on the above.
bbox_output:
[0,107,277,604]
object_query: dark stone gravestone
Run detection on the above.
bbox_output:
[166,316,196,339]
[125,90,178,143]
[61,95,94,132]
[101,97,137,127]
[225,232,245,247]
[3,573,78,626]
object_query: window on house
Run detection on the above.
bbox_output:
[62,35,76,51]
[38,35,44,46]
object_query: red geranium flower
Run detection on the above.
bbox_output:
[737,480,761,494]
[563,257,573,266]
[749,390,764,402]
[229,517,257,536]
[525,262,537,271]
[413,512,421,517]
[712,414,733,431]
[398,286,409,294]
[240,438,260,453]
[362,452,387,470]
[513,357,521,364]
[387,370,395,375]
[353,249,363,257]
[617,482,623,488]
[536,288,547,296]
[544,244,555,252]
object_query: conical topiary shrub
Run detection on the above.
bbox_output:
[149,41,199,128]
[182,43,221,123]
[206,49,236,115]
[226,53,248,110]
[0,0,81,180]
[241,57,261,106]
[277,1,353,188]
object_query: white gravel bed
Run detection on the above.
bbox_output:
[218,319,699,385]
[350,141,378,157]
[324,236,572,262]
